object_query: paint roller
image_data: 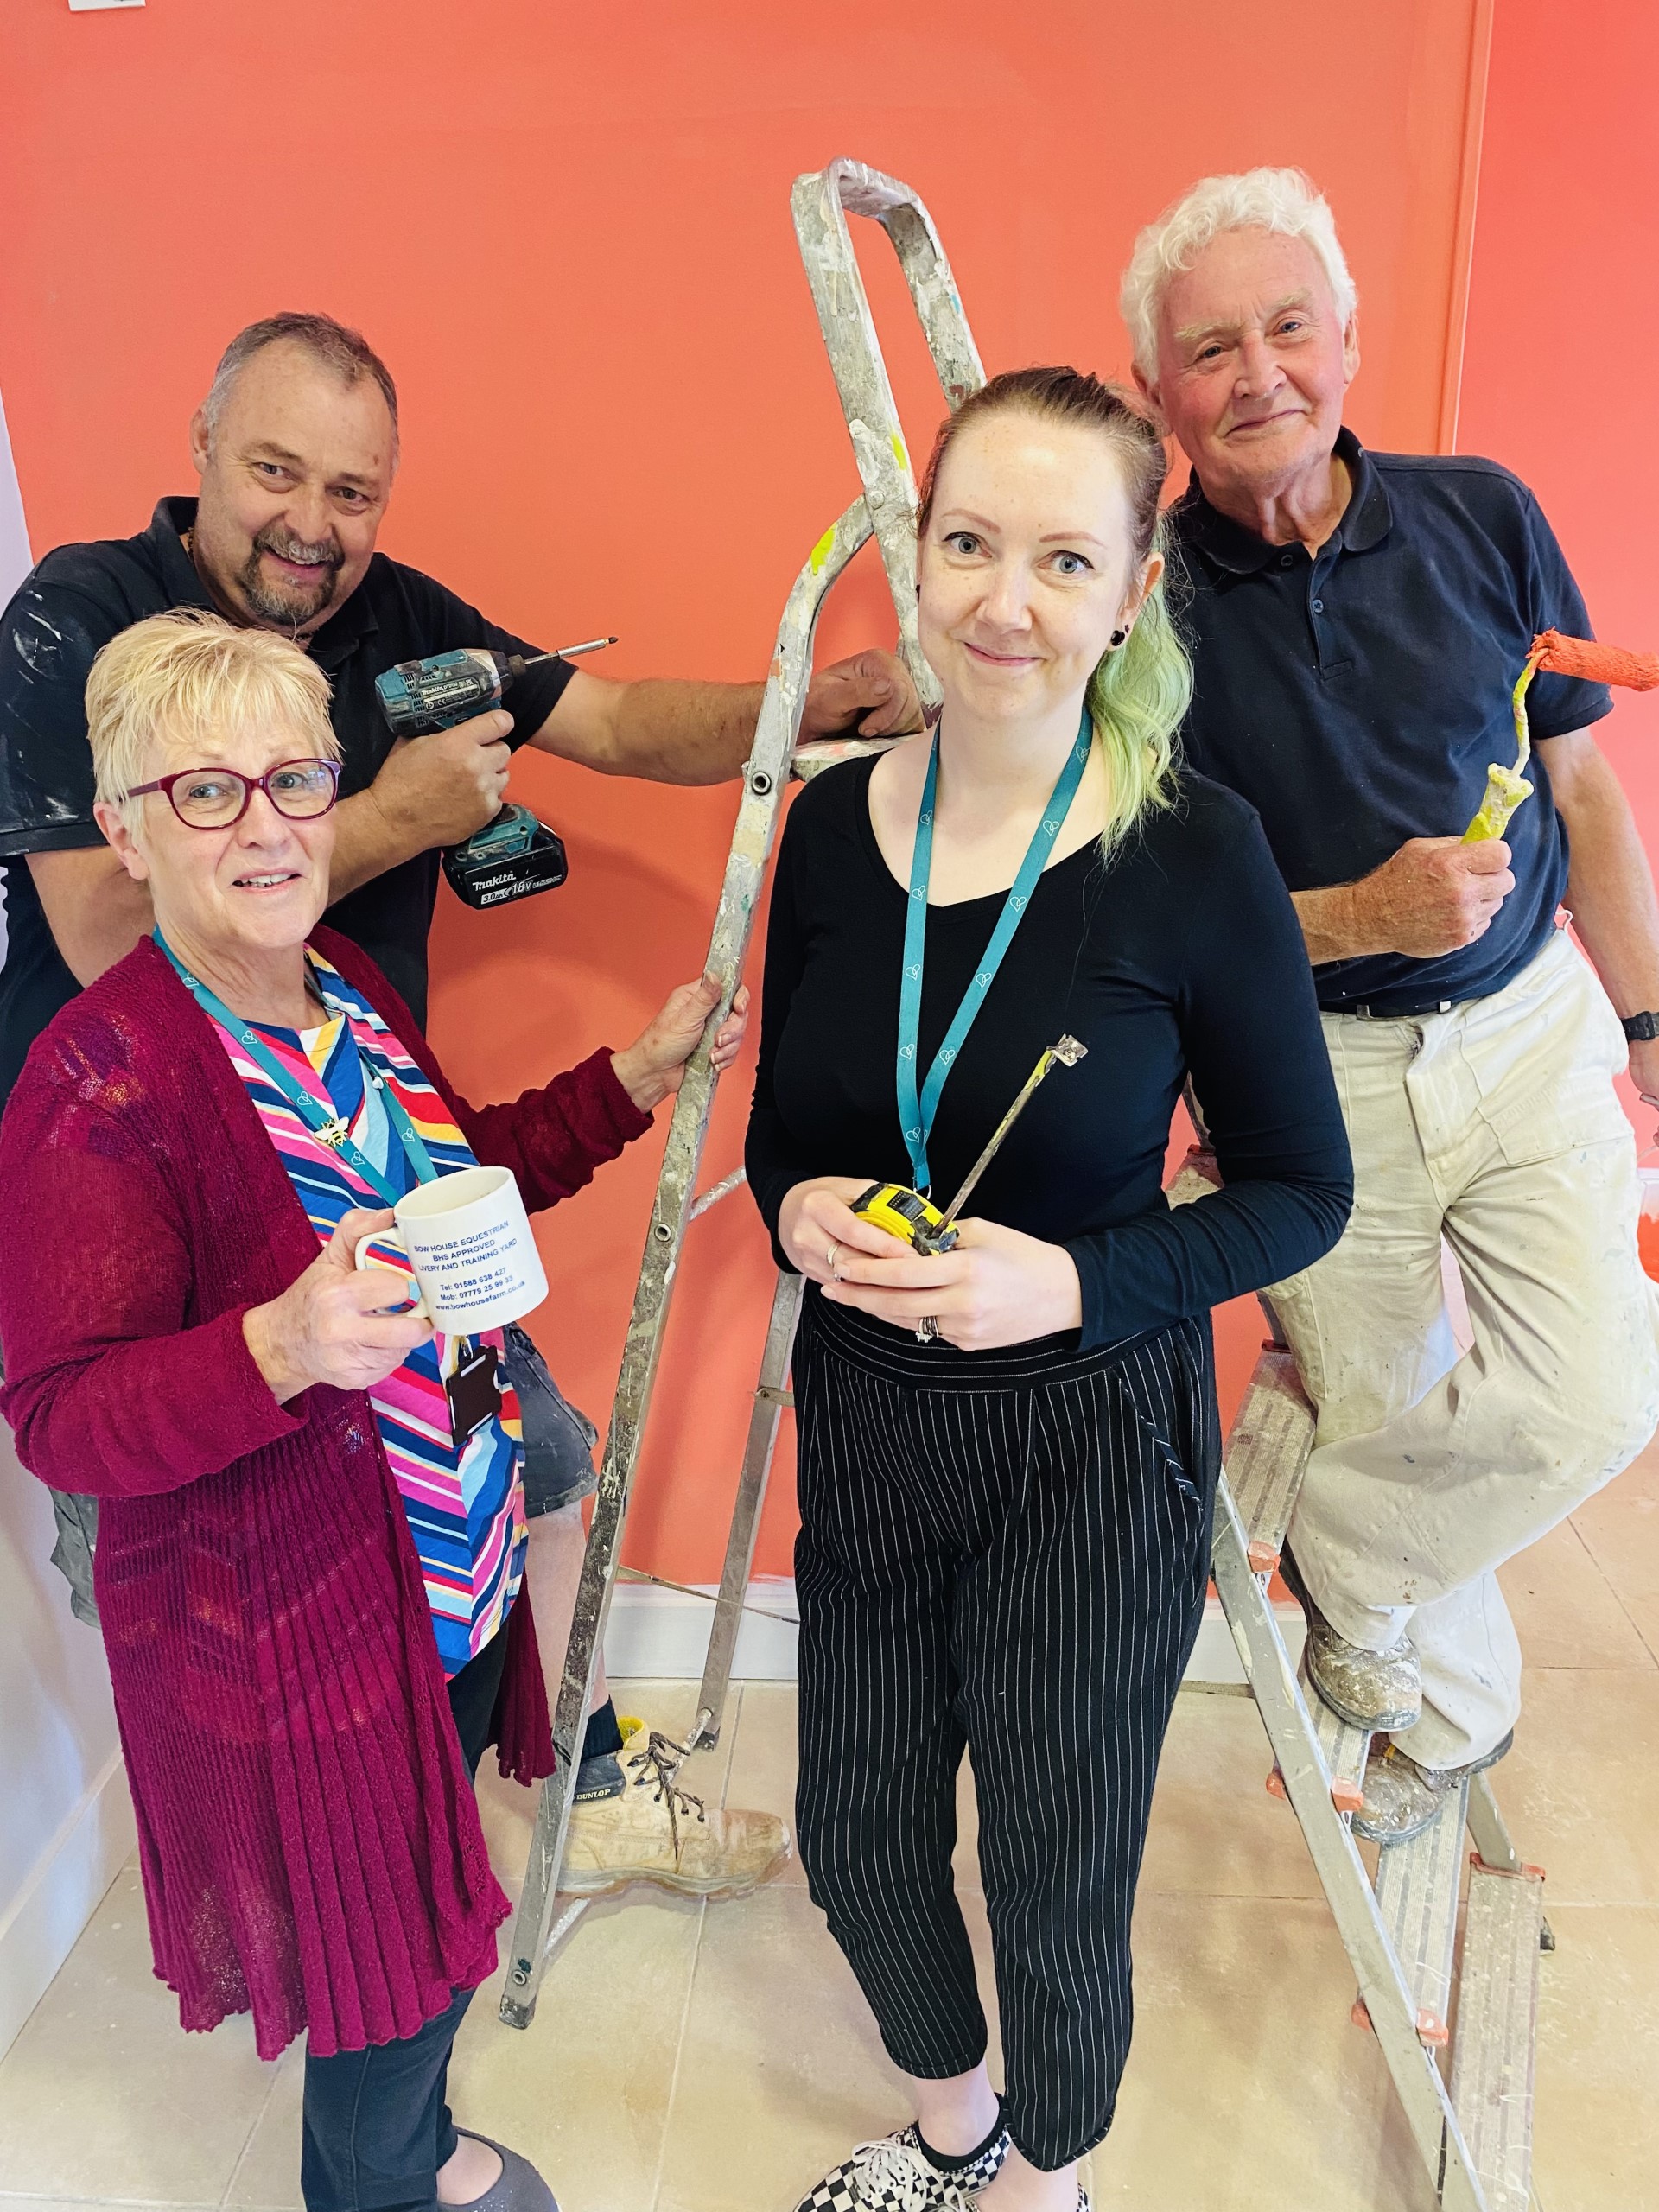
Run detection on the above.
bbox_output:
[1464,631,1659,843]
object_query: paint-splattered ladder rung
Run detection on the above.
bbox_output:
[1358,1778,1469,2048]
[1222,1349,1315,1573]
[791,734,902,781]
[1267,1652,1369,1815]
[1452,1858,1543,2212]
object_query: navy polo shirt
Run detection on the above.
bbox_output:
[0,497,575,1107]
[1169,428,1613,1015]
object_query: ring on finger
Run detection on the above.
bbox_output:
[914,1314,939,1344]
[825,1241,842,1279]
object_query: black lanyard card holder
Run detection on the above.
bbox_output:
[446,1339,503,1444]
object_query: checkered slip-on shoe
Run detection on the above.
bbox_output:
[793,2119,1010,2211]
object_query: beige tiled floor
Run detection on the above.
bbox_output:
[3,1444,1656,2212]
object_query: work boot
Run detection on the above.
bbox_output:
[1353,1730,1516,1847]
[1281,1548,1421,1733]
[561,1722,791,1898]
[794,2116,1010,2212]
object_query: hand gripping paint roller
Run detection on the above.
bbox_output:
[373,635,615,909]
[1464,630,1659,844]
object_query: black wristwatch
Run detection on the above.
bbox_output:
[1622,1011,1659,1043]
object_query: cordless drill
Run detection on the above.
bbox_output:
[373,636,614,909]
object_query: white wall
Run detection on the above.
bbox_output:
[0,1433,133,2059]
[0,404,134,2061]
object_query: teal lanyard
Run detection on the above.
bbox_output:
[897,708,1092,1193]
[156,931,441,1205]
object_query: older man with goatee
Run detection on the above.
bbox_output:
[1120,167,1659,1840]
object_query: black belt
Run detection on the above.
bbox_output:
[1329,998,1455,1020]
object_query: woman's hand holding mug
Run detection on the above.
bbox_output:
[779,1177,1084,1351]
[244,1208,434,1403]
[611,975,751,1113]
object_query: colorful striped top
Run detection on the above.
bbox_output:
[207,947,527,1679]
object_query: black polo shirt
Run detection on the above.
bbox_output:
[0,497,575,1105]
[1169,429,1613,1015]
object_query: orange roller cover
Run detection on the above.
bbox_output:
[1531,630,1659,690]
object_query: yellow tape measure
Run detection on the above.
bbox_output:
[850,1181,958,1255]
[852,1034,1088,1255]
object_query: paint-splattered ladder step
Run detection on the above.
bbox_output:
[1267,1649,1370,1815]
[1223,1347,1315,1574]
[1356,1778,1470,2048]
[1452,1855,1544,2212]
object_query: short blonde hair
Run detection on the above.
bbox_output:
[86,610,339,832]
[1120,166,1357,384]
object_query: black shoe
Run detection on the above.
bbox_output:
[793,2119,1010,2211]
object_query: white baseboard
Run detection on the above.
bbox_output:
[0,1750,135,2060]
[1186,1594,1306,1683]
[605,1577,800,1681]
[603,1580,1305,1688]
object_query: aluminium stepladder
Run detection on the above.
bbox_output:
[502,157,1550,2212]
[499,158,974,2030]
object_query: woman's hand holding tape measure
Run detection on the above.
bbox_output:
[778,1178,1083,1351]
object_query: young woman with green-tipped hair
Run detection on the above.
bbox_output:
[746,368,1353,2212]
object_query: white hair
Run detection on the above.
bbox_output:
[1120,167,1357,383]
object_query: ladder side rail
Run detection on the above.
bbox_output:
[1465,1770,1522,1873]
[823,161,984,408]
[790,160,986,702]
[1211,1483,1490,2211]
[500,500,874,2028]
[684,1269,805,1751]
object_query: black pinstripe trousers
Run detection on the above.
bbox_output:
[791,1293,1218,2172]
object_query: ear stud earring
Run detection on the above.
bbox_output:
[1109,628,1128,648]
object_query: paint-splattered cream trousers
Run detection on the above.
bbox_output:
[1270,928,1659,1770]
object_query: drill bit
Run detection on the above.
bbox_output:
[521,634,618,667]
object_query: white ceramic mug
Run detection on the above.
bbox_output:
[355,1164,547,1334]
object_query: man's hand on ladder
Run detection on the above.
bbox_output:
[801,647,924,740]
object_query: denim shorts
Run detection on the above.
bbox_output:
[504,1325,601,1518]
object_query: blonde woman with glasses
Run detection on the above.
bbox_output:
[0,610,747,2212]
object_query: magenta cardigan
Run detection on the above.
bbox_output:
[0,927,653,2060]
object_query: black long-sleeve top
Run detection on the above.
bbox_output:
[746,758,1353,1352]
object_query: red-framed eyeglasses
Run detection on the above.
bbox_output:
[123,758,343,830]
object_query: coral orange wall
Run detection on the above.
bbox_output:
[1459,4,1659,886]
[0,2,1488,1580]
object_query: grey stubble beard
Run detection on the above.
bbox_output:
[238,525,344,632]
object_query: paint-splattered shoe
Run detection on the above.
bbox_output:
[1354,1731,1516,1846]
[1281,1547,1421,1733]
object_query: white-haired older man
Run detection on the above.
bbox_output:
[1121,168,1659,1840]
